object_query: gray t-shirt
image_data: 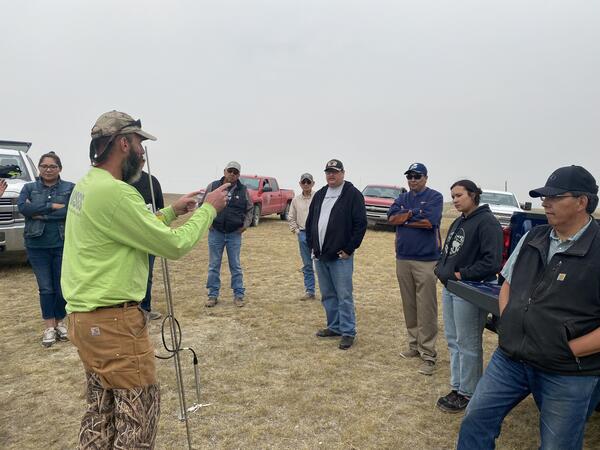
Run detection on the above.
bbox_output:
[501,217,593,283]
[318,182,345,251]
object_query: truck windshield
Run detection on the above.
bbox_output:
[480,192,519,208]
[239,176,260,190]
[362,186,403,199]
[0,153,29,181]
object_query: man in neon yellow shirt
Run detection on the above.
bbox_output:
[62,110,229,449]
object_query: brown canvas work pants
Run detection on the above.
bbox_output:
[396,259,438,361]
[68,303,160,449]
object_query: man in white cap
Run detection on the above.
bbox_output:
[288,172,317,300]
[62,110,229,449]
[203,161,253,307]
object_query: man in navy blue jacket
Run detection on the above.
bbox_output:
[306,159,367,350]
[388,162,443,375]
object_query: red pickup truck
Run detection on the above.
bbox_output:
[362,184,407,228]
[239,175,295,226]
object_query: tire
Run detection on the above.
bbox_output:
[280,202,291,221]
[251,204,261,227]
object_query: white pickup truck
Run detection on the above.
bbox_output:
[0,140,38,262]
[480,190,531,227]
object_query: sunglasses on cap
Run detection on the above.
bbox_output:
[226,168,240,175]
[406,173,423,180]
[301,179,313,184]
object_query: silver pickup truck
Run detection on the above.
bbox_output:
[0,140,38,262]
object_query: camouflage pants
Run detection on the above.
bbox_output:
[79,371,160,450]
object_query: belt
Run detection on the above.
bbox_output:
[96,301,139,310]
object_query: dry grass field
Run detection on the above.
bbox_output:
[1,199,599,449]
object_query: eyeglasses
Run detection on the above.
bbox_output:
[39,164,59,170]
[227,168,240,175]
[406,173,423,180]
[540,194,578,202]
[301,179,313,185]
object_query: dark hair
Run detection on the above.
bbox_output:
[450,179,482,205]
[38,151,62,169]
[89,134,133,165]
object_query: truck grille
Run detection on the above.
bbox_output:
[365,205,390,215]
[0,198,15,223]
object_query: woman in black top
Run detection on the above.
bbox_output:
[434,180,503,413]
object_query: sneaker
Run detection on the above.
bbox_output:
[42,327,57,347]
[233,297,245,307]
[418,360,436,376]
[315,328,341,338]
[339,335,355,350]
[399,348,420,359]
[148,311,162,320]
[436,390,459,410]
[205,297,218,307]
[300,293,316,301]
[437,392,470,413]
[55,321,68,341]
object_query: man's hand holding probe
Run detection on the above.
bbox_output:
[171,183,231,216]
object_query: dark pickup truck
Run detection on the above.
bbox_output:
[447,211,600,412]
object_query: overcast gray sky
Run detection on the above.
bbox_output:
[2,0,599,204]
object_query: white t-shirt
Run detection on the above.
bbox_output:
[318,182,345,250]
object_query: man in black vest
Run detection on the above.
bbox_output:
[458,165,600,450]
[204,161,253,307]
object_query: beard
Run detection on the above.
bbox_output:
[123,148,144,184]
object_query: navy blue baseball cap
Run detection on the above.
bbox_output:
[529,165,598,198]
[404,162,428,176]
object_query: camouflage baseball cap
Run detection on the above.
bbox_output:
[91,111,157,141]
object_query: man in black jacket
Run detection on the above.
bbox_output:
[458,165,600,450]
[305,159,367,350]
[203,161,253,307]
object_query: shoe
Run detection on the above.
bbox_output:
[148,311,162,320]
[436,390,459,410]
[233,297,245,307]
[339,335,355,350]
[399,348,420,359]
[55,321,68,341]
[300,293,316,301]
[437,391,470,413]
[418,360,436,375]
[205,297,218,307]
[42,327,57,347]
[316,328,341,338]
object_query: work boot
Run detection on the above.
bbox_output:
[437,391,469,413]
[300,292,316,301]
[205,297,218,307]
[233,297,245,307]
[316,328,341,338]
[42,327,57,348]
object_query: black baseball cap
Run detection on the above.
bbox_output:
[529,165,598,198]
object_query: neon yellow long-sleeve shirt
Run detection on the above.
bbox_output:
[62,167,215,312]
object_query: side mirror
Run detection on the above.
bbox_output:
[262,186,272,193]
[520,202,532,211]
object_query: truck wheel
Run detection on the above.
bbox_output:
[251,204,261,227]
[280,202,291,221]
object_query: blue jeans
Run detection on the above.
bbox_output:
[297,231,315,295]
[314,256,355,337]
[206,229,244,298]
[27,246,66,320]
[458,349,600,450]
[140,255,156,312]
[442,287,487,397]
